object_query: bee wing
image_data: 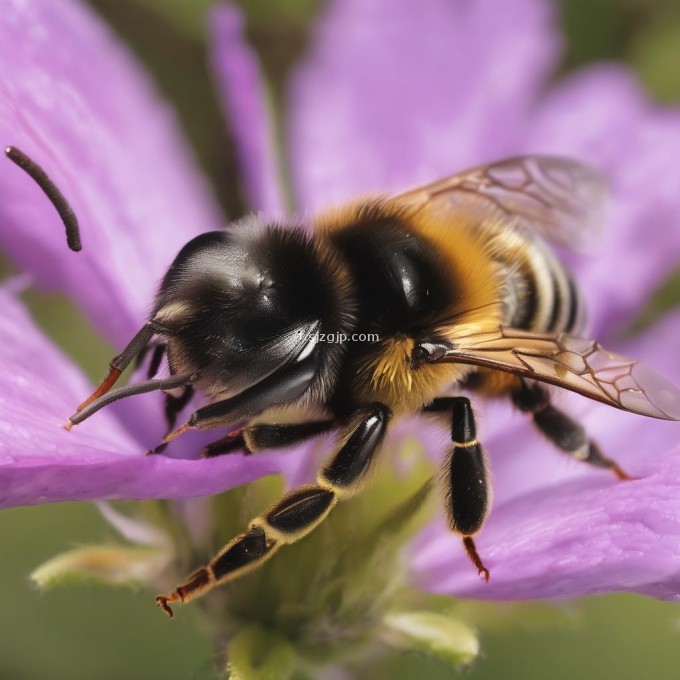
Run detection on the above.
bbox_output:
[437,327,680,420]
[396,156,608,252]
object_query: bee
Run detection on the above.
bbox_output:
[8,148,680,618]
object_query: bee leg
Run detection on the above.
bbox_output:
[154,353,318,451]
[139,342,189,451]
[156,404,390,617]
[75,323,157,412]
[512,381,632,480]
[163,386,194,433]
[445,397,491,581]
[201,420,335,458]
[422,397,458,413]
[147,386,197,455]
[424,397,492,578]
[138,342,167,380]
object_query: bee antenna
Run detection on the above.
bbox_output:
[65,372,197,429]
[5,146,82,252]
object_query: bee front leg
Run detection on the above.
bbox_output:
[163,386,195,434]
[153,353,318,451]
[134,342,195,436]
[74,322,158,412]
[141,342,167,380]
[201,420,335,458]
[444,397,491,581]
[147,386,197,455]
[512,381,632,480]
[156,404,390,617]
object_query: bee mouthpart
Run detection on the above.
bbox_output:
[76,367,123,412]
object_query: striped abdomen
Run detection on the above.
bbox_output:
[489,224,586,336]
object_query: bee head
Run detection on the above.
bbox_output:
[152,221,355,403]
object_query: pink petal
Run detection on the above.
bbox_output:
[412,446,680,600]
[209,3,285,214]
[0,0,224,346]
[0,290,293,508]
[288,0,558,209]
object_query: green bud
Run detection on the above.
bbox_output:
[226,625,295,680]
[381,610,479,668]
[31,545,170,590]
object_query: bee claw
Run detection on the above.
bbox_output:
[612,464,638,482]
[162,422,192,445]
[463,536,490,583]
[146,424,191,456]
[156,594,176,619]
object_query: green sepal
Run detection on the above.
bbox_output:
[203,440,437,669]
[226,625,296,680]
[355,476,433,555]
[381,610,479,669]
[625,266,680,336]
[31,545,169,590]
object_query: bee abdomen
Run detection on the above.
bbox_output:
[500,231,585,336]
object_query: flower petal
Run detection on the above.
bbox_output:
[412,446,680,600]
[410,311,680,600]
[288,0,558,209]
[209,3,285,214]
[0,290,293,508]
[0,0,223,346]
[528,65,680,336]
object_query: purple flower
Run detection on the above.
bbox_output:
[1,0,680,616]
[0,0,298,507]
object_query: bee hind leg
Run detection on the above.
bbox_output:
[512,380,632,481]
[156,403,391,617]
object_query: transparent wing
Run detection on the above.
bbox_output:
[437,326,680,420]
[396,156,609,251]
